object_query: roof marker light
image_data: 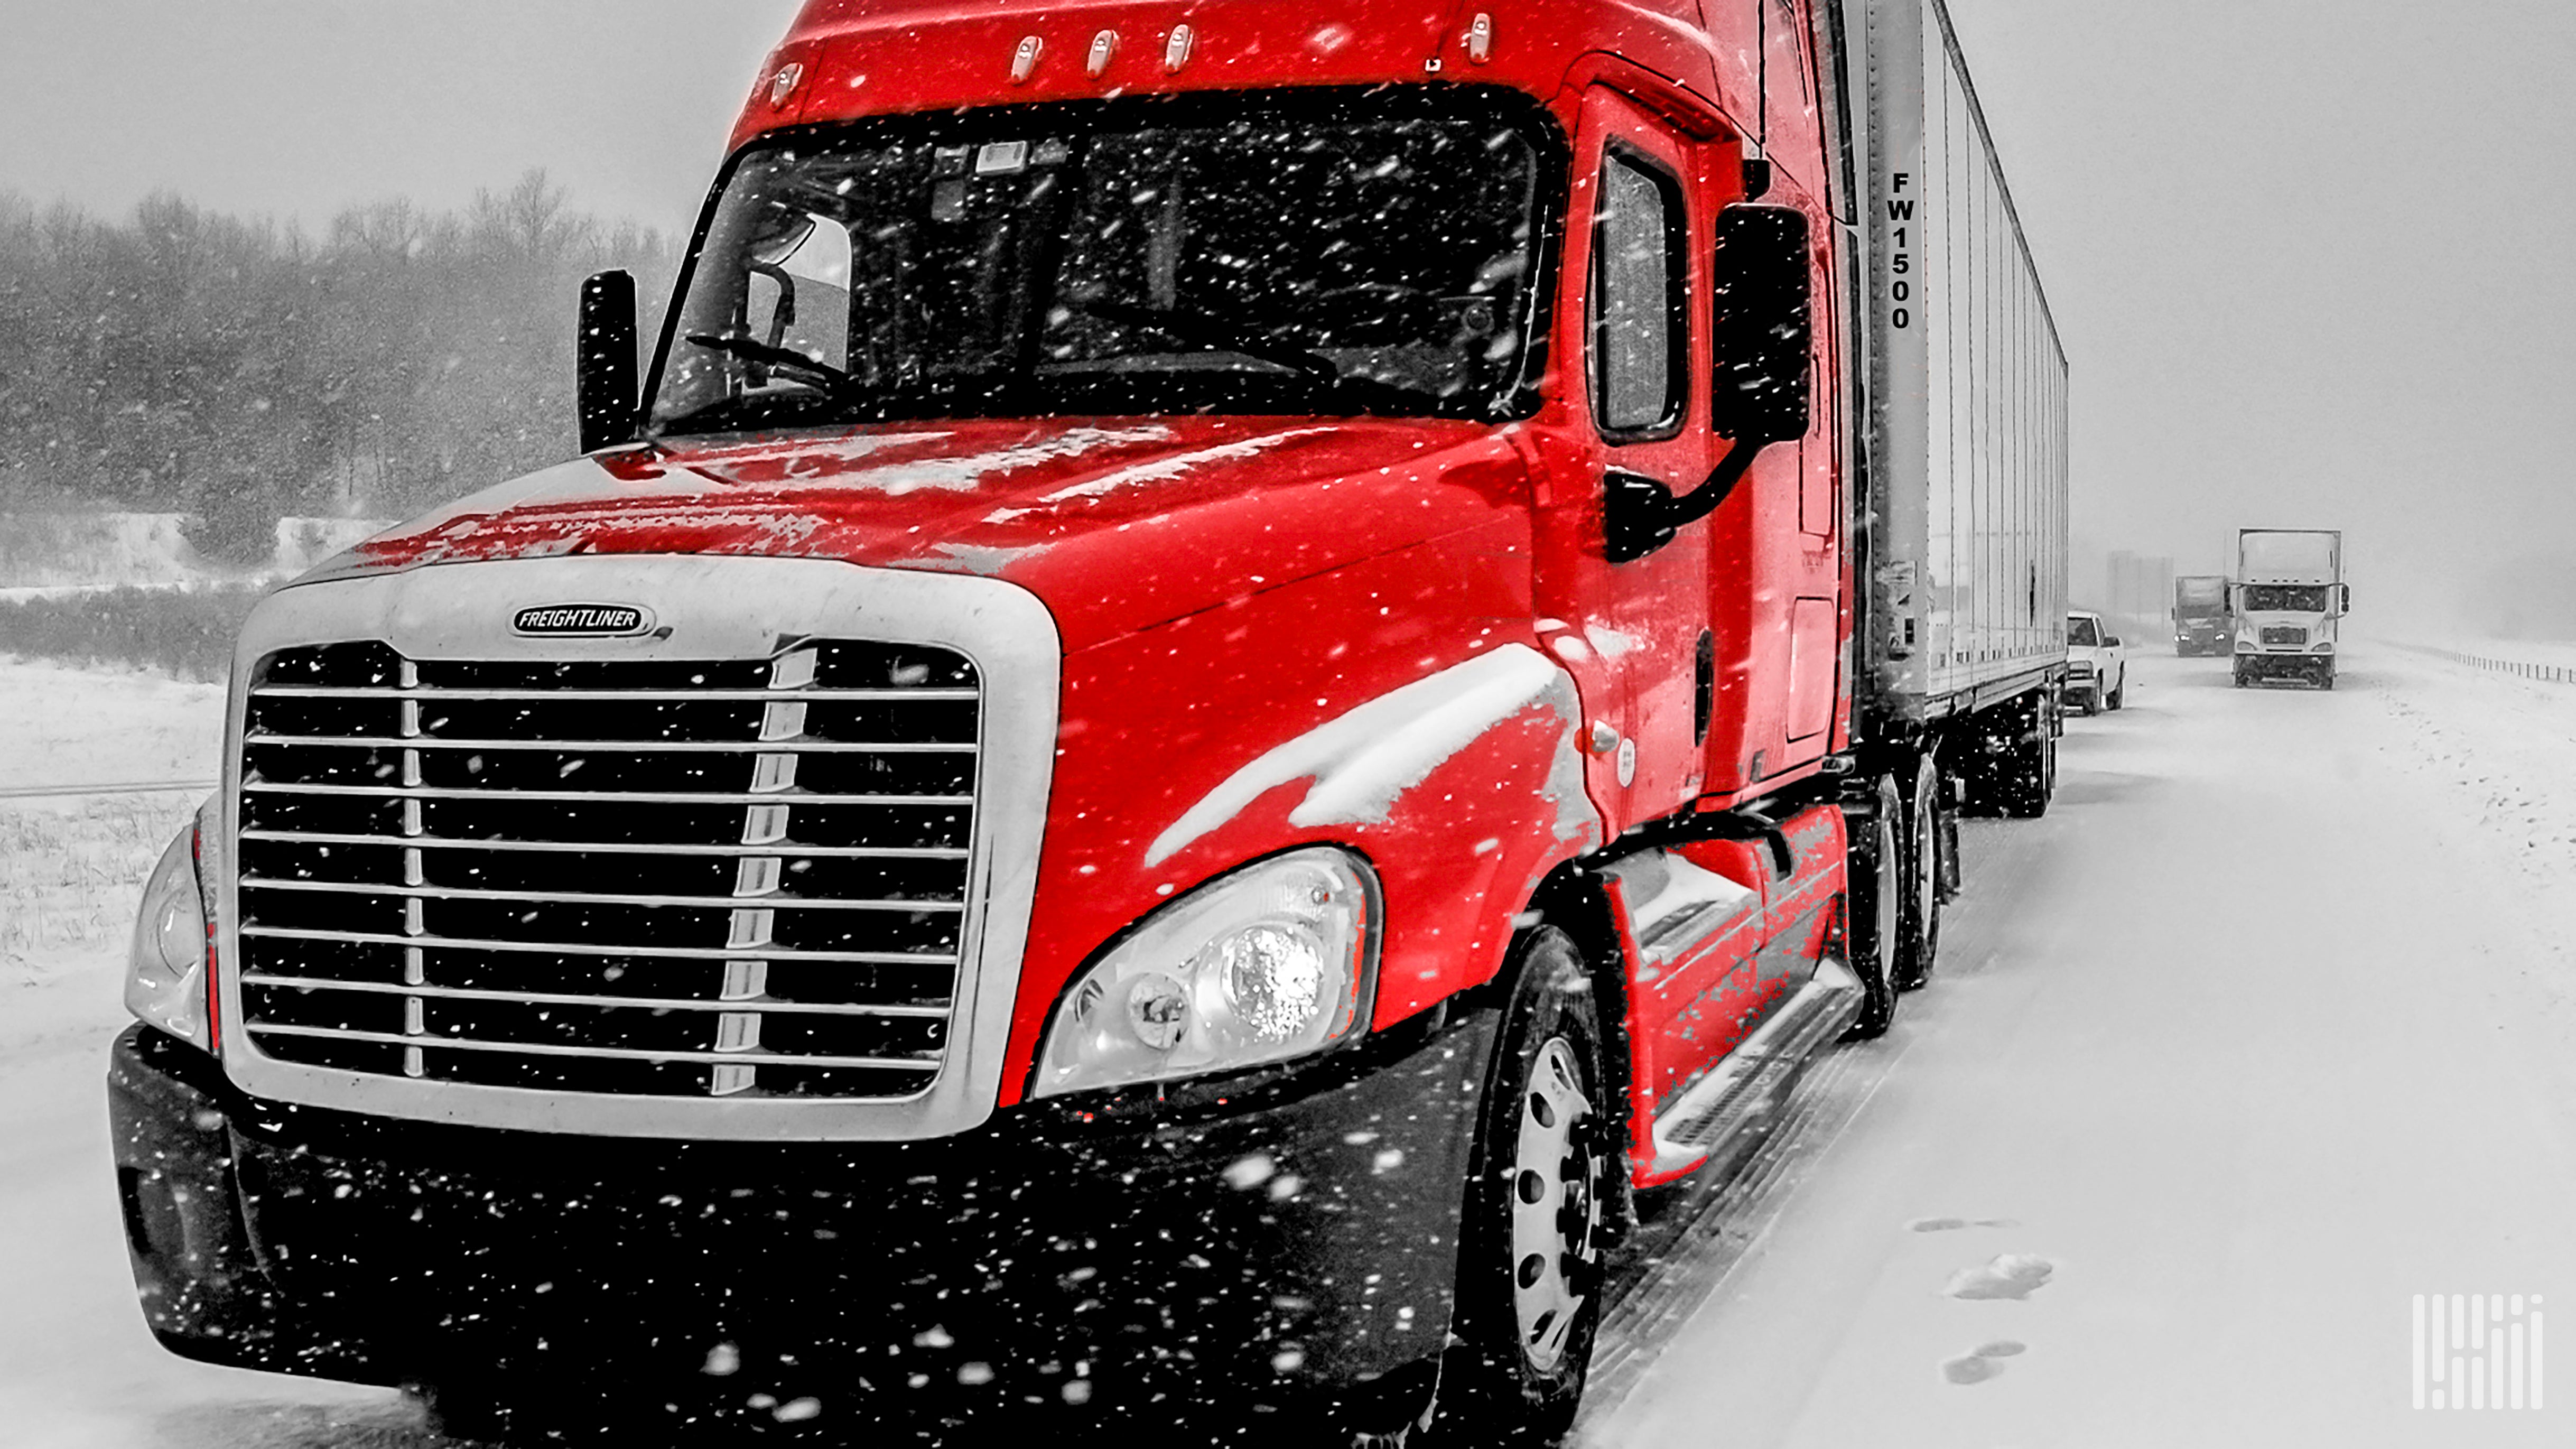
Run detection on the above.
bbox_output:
[1010,35,1044,84]
[1466,13,1494,64]
[767,62,805,109]
[1087,30,1119,77]
[1164,24,1194,73]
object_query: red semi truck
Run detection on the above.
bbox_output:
[109,0,2064,1441]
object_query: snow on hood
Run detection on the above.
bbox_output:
[324,416,1523,652]
[1144,643,1573,867]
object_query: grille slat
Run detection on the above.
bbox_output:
[239,878,966,913]
[237,639,979,1100]
[251,685,977,702]
[246,732,976,755]
[243,1022,943,1072]
[236,830,967,859]
[241,919,960,965]
[238,974,950,1017]
[242,782,973,806]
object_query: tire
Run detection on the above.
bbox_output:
[2232,663,2249,689]
[2107,675,2125,710]
[1843,776,1903,1039]
[1433,928,1614,1446]
[2320,667,2336,691]
[1991,694,2054,819]
[1893,755,1945,992]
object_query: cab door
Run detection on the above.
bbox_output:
[1527,87,1714,834]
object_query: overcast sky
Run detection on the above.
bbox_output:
[1946,0,2576,619]
[5,0,2570,623]
[0,0,802,236]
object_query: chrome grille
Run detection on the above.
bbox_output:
[2260,626,2308,647]
[235,639,979,1100]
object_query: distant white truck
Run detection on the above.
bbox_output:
[2233,529,2346,689]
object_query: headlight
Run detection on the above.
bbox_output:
[2310,641,2335,654]
[126,797,217,1052]
[1033,848,1376,1098]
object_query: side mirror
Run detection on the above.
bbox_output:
[1709,203,1812,443]
[576,270,639,454]
[2105,635,2123,647]
[1604,203,1812,564]
[2340,583,2352,613]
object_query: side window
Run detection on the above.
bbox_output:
[1591,149,1686,438]
[740,211,854,378]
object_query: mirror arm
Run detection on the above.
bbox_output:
[1605,434,1775,565]
[1667,434,1770,533]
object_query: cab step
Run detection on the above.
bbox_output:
[1643,955,1864,1182]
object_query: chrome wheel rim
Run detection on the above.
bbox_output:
[1510,1036,1599,1374]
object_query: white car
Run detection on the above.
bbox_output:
[2066,610,2128,714]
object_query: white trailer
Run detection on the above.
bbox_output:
[1858,0,2070,740]
[1810,0,2070,996]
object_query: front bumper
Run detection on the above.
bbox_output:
[110,1005,1498,1436]
[2233,651,2333,677]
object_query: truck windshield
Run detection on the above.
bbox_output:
[2176,578,2226,607]
[647,89,1555,436]
[2243,585,2329,611]
[2066,617,2099,647]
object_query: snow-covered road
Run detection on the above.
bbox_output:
[10,644,2576,1445]
[1581,645,2576,1446]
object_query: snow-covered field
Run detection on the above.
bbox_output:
[10,642,2576,1445]
[0,661,405,1449]
[0,661,225,1005]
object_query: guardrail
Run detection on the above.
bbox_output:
[2400,644,2576,683]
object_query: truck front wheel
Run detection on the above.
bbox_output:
[1435,927,1613,1445]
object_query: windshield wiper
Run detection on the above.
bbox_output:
[684,332,858,391]
[1072,301,1429,410]
[1073,301,1335,380]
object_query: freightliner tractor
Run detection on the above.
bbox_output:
[2172,573,2230,656]
[109,0,2067,1441]
[2232,528,2346,689]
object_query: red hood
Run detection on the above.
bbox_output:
[340,417,1528,653]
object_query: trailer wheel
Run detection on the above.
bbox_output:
[1989,694,2054,819]
[1436,927,1612,1445]
[1843,776,1903,1039]
[1893,756,1945,991]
